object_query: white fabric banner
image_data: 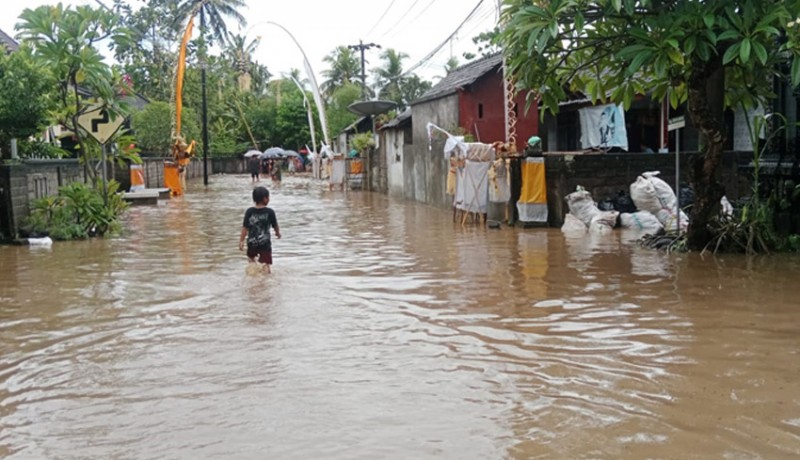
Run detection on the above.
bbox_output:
[455,161,490,213]
[579,103,628,151]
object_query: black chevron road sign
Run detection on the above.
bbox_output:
[77,104,124,144]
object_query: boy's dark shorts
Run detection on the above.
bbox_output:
[247,243,272,265]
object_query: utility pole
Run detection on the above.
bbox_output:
[348,40,380,99]
[200,7,209,186]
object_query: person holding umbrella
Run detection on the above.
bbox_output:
[244,150,262,183]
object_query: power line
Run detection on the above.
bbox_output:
[402,0,486,77]
[365,0,398,38]
[380,0,423,38]
[385,0,438,39]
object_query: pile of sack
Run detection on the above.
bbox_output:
[561,171,691,235]
[629,171,689,232]
[562,187,623,235]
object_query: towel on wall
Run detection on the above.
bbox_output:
[517,157,548,223]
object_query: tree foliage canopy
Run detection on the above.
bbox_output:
[499,0,800,113]
[0,45,55,147]
[499,0,800,249]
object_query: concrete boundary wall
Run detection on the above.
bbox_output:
[1,157,245,239]
[376,146,753,227]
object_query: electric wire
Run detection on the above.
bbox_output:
[365,0,398,38]
[385,0,438,39]
[379,0,423,38]
[401,0,485,77]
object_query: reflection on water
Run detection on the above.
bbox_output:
[1,175,799,459]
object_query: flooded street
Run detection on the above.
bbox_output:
[1,174,799,459]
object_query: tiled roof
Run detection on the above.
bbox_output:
[0,28,19,53]
[412,53,503,105]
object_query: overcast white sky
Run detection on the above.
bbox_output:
[2,0,499,85]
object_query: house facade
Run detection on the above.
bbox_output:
[411,54,539,153]
[395,54,540,209]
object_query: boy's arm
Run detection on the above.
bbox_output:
[271,210,281,239]
[239,227,248,250]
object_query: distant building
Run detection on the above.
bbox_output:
[0,28,19,53]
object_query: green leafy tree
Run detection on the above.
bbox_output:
[444,56,460,75]
[322,46,361,98]
[131,101,200,155]
[373,48,409,107]
[16,3,134,179]
[0,45,56,157]
[248,98,278,147]
[326,82,361,136]
[113,0,183,102]
[400,74,433,106]
[226,32,267,92]
[499,0,800,250]
[463,28,501,61]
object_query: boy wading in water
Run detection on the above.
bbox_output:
[239,186,281,273]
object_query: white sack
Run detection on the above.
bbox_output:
[656,208,689,233]
[619,211,663,231]
[566,189,601,226]
[630,176,661,213]
[561,213,588,235]
[641,171,678,209]
[721,196,734,216]
[592,210,619,228]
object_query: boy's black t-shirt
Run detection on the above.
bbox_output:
[243,207,277,249]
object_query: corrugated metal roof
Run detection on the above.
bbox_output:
[412,53,503,105]
[0,28,19,53]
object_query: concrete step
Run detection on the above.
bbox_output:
[122,190,159,205]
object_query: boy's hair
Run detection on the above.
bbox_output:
[252,186,269,202]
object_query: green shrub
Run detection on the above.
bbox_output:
[22,181,129,240]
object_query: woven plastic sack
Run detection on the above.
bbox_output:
[641,171,678,210]
[619,211,663,231]
[566,189,601,226]
[561,212,588,234]
[630,176,661,213]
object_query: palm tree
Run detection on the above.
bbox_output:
[373,48,409,107]
[176,0,246,184]
[177,0,247,45]
[227,32,260,91]
[321,46,360,99]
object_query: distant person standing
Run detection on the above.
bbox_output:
[248,156,261,182]
[272,160,282,185]
[239,186,281,273]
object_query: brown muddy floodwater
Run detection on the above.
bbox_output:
[1,174,799,459]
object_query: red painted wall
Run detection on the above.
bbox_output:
[458,70,538,153]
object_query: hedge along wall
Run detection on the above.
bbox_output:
[0,160,86,238]
[0,156,240,238]
[544,151,753,226]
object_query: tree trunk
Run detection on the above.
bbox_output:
[685,61,725,250]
